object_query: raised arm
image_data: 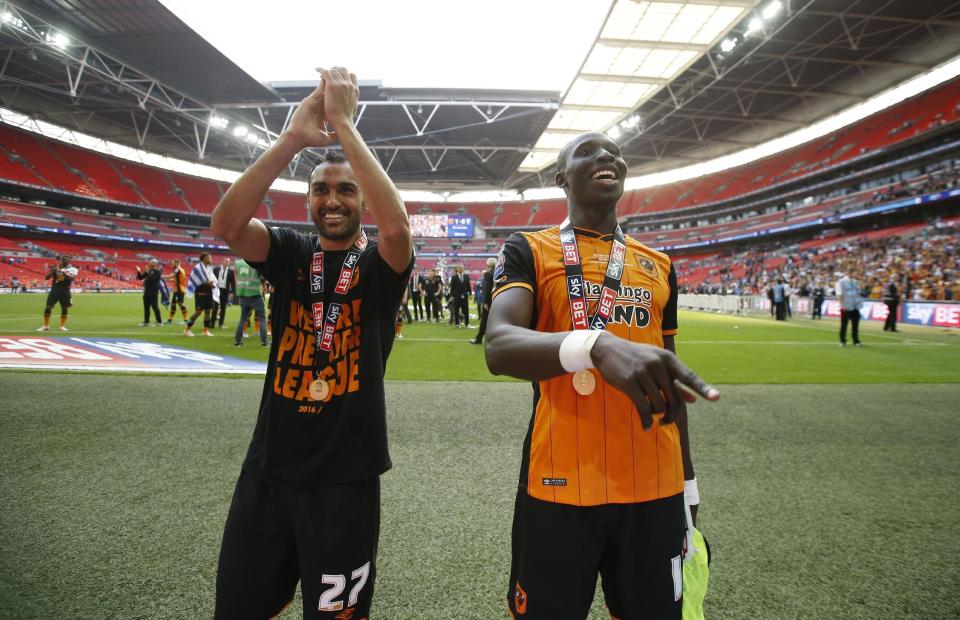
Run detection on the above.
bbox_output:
[484,288,719,430]
[318,67,412,273]
[211,80,340,262]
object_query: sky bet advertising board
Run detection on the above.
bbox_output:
[900,302,960,328]
[820,300,960,328]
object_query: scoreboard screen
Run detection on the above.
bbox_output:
[446,215,474,238]
[409,214,475,238]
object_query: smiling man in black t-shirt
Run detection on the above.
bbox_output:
[210,67,413,619]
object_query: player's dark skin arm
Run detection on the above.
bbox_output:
[485,287,719,430]
[665,334,698,525]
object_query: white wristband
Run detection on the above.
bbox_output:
[558,330,603,373]
[684,478,700,506]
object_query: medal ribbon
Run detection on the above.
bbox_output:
[559,219,627,332]
[308,230,368,386]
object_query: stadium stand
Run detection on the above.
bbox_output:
[169,173,224,213]
[1,76,958,294]
[673,218,960,302]
[110,161,189,211]
[0,125,97,196]
[36,139,142,204]
[1,74,956,228]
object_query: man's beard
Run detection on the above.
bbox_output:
[312,209,362,242]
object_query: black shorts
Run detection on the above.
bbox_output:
[508,490,684,620]
[45,289,71,309]
[194,290,214,311]
[215,471,380,619]
[171,291,185,306]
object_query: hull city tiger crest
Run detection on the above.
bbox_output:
[636,254,659,278]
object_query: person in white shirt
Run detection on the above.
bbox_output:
[835,273,863,346]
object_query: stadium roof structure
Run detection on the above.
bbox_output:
[1,0,959,193]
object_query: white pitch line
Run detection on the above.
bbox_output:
[0,330,226,336]
[398,337,947,346]
[402,337,479,342]
[0,363,264,374]
[675,340,947,346]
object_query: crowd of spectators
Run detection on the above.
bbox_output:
[677,219,960,302]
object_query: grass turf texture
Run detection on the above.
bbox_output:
[1,292,958,383]
[0,375,958,618]
[1,292,959,617]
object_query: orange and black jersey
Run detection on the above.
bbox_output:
[492,226,681,507]
[170,267,187,293]
[50,268,74,291]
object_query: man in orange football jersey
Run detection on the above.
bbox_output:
[164,258,189,324]
[485,132,719,619]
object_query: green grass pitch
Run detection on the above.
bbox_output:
[1,292,958,618]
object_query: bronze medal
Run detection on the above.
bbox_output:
[308,378,330,402]
[572,370,596,396]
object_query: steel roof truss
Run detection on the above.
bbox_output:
[471,104,509,124]
[402,104,439,136]
[129,109,152,147]
[419,147,447,172]
[0,2,216,129]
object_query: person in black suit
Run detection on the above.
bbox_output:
[471,257,496,344]
[449,265,471,327]
[409,269,424,321]
[883,276,900,332]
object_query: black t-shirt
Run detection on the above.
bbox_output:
[246,226,412,486]
[138,268,162,293]
[423,276,440,297]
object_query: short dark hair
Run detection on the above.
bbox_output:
[555,132,613,177]
[199,252,210,261]
[556,139,575,177]
[310,150,349,179]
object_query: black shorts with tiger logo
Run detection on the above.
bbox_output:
[45,289,72,309]
[194,288,215,311]
[507,489,684,620]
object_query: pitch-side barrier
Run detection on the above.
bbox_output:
[678,294,959,328]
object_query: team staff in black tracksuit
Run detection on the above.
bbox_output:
[136,259,163,326]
